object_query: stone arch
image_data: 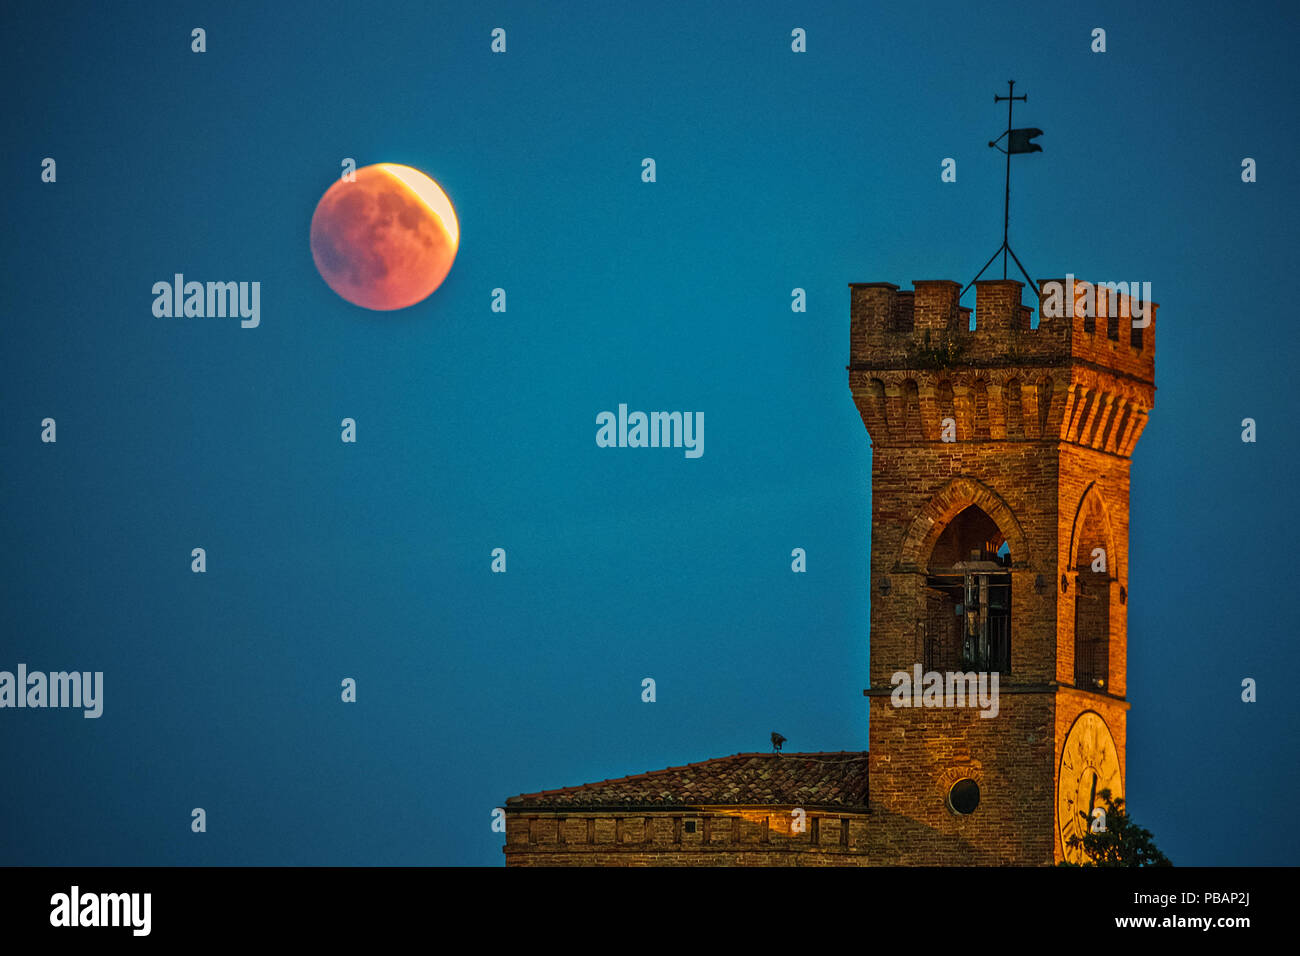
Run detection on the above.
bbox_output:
[971,377,991,439]
[1067,482,1119,692]
[1003,377,1025,438]
[865,377,887,434]
[898,477,1031,572]
[1036,376,1054,438]
[936,378,956,421]
[902,379,922,437]
[1066,481,1119,581]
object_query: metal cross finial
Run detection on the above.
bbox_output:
[963,81,1041,298]
[993,81,1027,279]
[995,78,1027,106]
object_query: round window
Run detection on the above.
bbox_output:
[948,778,980,815]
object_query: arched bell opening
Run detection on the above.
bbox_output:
[921,505,1013,675]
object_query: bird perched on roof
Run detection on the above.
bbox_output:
[771,732,786,753]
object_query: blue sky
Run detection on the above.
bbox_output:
[1,0,1296,865]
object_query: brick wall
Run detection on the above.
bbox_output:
[864,695,1057,864]
[504,809,872,866]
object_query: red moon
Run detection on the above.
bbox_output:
[310,163,459,311]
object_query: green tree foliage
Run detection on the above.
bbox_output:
[1058,789,1171,867]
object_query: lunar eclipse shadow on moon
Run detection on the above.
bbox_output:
[310,163,460,312]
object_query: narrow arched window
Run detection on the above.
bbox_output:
[1072,495,1111,691]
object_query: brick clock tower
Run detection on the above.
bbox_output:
[501,276,1155,866]
[849,277,1156,864]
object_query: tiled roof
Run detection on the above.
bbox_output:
[505,752,870,810]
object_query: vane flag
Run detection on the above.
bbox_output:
[963,81,1043,297]
[1006,128,1043,154]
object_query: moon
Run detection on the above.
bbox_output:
[310,163,460,311]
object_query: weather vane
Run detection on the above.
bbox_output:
[963,80,1043,298]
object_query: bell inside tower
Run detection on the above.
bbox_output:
[921,506,1012,674]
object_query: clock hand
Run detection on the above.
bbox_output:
[1086,771,1098,833]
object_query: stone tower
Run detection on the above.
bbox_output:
[848,277,1156,864]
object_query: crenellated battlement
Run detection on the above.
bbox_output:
[847,278,1156,455]
[849,279,1156,378]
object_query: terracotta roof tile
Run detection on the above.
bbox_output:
[505,751,869,810]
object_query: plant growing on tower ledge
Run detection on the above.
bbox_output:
[907,329,968,369]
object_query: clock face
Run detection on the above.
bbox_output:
[1057,711,1122,864]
